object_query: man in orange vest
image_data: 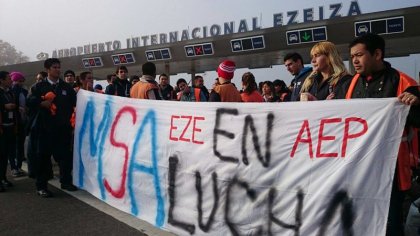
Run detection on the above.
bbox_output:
[347,33,420,235]
[130,62,162,100]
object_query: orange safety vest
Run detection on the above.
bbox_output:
[130,81,158,99]
[177,88,202,101]
[194,88,201,101]
[346,72,419,190]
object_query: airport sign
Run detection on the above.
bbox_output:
[82,57,103,68]
[185,43,214,57]
[231,35,265,52]
[286,26,327,45]
[145,48,172,61]
[354,16,404,37]
[111,52,136,65]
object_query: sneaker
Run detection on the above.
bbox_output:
[11,169,25,177]
[37,189,53,198]
[11,169,20,177]
[1,179,13,187]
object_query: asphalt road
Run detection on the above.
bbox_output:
[0,164,175,236]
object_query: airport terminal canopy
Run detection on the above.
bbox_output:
[1,4,420,82]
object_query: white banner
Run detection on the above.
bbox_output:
[73,89,409,236]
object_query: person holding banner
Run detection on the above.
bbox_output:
[347,33,420,236]
[209,60,242,102]
[299,41,352,101]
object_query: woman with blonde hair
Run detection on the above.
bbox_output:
[300,41,352,101]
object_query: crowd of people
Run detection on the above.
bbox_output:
[1,33,420,235]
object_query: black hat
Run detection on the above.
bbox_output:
[64,70,75,77]
[94,84,103,90]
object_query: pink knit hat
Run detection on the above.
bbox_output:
[10,72,25,82]
[217,60,236,80]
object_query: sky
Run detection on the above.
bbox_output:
[1,0,420,87]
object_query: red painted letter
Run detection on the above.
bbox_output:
[290,120,313,158]
[179,116,192,142]
[341,117,368,157]
[104,106,137,198]
[192,116,205,144]
[169,115,180,141]
[316,118,342,158]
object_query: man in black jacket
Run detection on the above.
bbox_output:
[105,66,131,97]
[284,52,312,101]
[27,58,77,197]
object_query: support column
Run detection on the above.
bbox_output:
[165,62,170,83]
[191,70,196,86]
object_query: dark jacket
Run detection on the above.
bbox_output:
[11,85,28,123]
[105,79,131,97]
[159,84,175,100]
[11,85,28,105]
[347,61,420,127]
[306,73,352,100]
[26,79,76,133]
[291,67,312,101]
[0,87,16,126]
